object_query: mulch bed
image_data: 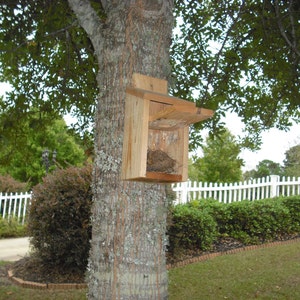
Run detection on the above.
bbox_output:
[11,256,85,284]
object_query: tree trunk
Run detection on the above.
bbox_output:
[68,0,174,298]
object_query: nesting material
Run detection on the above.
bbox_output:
[147,149,176,173]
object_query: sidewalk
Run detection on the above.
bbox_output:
[0,237,30,261]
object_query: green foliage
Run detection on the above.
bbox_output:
[0,217,27,238]
[0,1,98,135]
[255,160,283,178]
[187,199,230,235]
[0,174,28,192]
[28,164,92,272]
[243,159,284,180]
[168,196,300,254]
[172,1,300,150]
[280,196,300,232]
[224,199,293,244]
[0,116,87,186]
[168,204,218,256]
[189,129,244,183]
[283,144,300,177]
[0,1,299,152]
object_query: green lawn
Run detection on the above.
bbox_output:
[1,241,299,299]
[169,241,300,299]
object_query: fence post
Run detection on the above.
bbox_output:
[270,175,280,197]
[182,181,189,204]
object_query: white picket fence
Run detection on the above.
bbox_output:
[1,175,300,223]
[172,175,300,205]
[0,192,31,225]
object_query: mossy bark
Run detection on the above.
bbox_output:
[68,0,174,298]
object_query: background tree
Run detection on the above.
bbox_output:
[0,114,86,186]
[189,129,244,183]
[188,158,200,182]
[243,159,283,180]
[283,144,300,177]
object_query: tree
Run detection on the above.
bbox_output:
[188,158,200,182]
[1,1,300,298]
[1,1,172,298]
[190,130,244,183]
[0,115,86,186]
[1,1,299,150]
[283,144,300,177]
[243,159,283,180]
[172,0,300,150]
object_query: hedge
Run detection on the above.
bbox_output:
[168,196,300,255]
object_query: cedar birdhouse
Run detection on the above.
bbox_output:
[121,73,214,183]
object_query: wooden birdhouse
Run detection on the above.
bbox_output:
[121,73,214,183]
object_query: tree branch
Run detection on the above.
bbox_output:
[274,0,300,58]
[202,0,246,103]
[67,0,104,50]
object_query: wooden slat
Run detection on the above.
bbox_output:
[126,87,191,106]
[121,95,149,180]
[131,73,167,94]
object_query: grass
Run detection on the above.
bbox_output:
[0,241,299,300]
[169,241,300,299]
[0,286,86,300]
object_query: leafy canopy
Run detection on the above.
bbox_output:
[0,0,98,133]
[172,0,300,149]
[0,0,299,149]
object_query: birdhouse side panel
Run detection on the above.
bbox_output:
[121,95,149,180]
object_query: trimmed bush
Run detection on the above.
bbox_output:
[168,204,217,256]
[187,199,230,235]
[0,174,28,193]
[167,196,300,255]
[224,199,293,244]
[28,165,92,272]
[281,196,300,232]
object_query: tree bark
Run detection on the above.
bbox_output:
[68,0,174,298]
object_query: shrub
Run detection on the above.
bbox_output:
[0,174,28,193]
[167,197,299,255]
[280,196,300,232]
[168,204,217,256]
[0,217,27,238]
[28,164,92,272]
[187,199,230,235]
[219,199,293,244]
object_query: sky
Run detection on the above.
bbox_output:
[224,112,300,171]
[1,82,299,172]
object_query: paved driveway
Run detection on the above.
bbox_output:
[0,237,30,261]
